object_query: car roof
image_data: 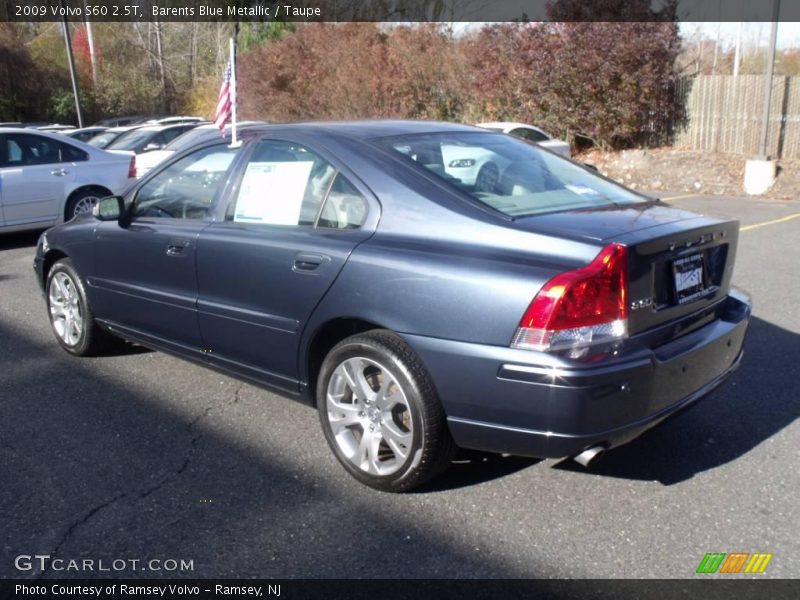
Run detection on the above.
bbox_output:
[0,127,78,138]
[68,126,107,133]
[238,120,487,142]
[131,122,210,133]
[0,127,101,149]
[103,125,143,134]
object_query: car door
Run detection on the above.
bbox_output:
[196,138,377,391]
[89,143,241,354]
[0,132,72,227]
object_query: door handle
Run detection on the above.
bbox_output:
[50,168,69,176]
[293,252,328,272]
[166,238,190,256]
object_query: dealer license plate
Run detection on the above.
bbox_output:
[673,254,705,304]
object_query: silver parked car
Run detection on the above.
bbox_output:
[0,128,134,233]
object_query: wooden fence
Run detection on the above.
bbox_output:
[676,74,800,159]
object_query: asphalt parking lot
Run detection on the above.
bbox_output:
[1,192,798,579]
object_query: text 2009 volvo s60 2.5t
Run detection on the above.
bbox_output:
[34,121,751,491]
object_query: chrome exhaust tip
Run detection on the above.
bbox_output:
[573,445,605,468]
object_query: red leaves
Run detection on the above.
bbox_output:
[237,16,680,151]
[238,23,469,123]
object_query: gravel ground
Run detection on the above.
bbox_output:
[577,147,800,200]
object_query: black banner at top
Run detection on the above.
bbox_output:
[1,0,799,22]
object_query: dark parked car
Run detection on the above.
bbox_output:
[34,121,750,492]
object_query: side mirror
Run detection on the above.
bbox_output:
[143,143,162,152]
[93,195,125,221]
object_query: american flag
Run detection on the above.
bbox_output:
[213,62,233,132]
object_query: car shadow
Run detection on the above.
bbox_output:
[553,316,799,485]
[0,320,542,579]
[414,450,541,493]
[0,230,43,251]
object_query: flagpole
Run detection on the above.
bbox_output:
[229,36,240,148]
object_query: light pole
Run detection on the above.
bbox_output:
[758,1,780,159]
[60,0,83,127]
[744,0,780,194]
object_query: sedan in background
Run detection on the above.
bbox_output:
[0,128,134,233]
[477,122,571,158]
[37,124,76,133]
[105,122,208,156]
[34,121,749,492]
[92,116,150,128]
[87,125,143,150]
[65,126,108,144]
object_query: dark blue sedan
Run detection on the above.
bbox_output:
[34,121,750,491]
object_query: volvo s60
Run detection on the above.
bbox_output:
[34,121,750,491]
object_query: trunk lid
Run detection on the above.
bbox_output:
[514,202,739,336]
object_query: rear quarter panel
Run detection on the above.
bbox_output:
[298,136,603,382]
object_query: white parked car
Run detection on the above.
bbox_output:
[0,128,134,233]
[476,122,571,158]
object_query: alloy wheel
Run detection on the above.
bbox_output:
[48,272,83,346]
[325,356,414,476]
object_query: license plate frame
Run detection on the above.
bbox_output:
[672,253,705,304]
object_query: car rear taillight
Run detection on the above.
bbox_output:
[127,156,137,178]
[511,243,629,352]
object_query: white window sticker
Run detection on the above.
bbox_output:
[234,161,314,225]
[565,183,601,197]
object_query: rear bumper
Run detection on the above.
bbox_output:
[402,290,751,459]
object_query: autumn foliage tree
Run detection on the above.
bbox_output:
[467,18,681,149]
[238,23,469,122]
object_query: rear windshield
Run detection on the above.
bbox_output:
[165,128,213,152]
[382,132,643,217]
[87,132,119,148]
[108,129,153,151]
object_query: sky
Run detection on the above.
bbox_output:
[683,22,800,50]
[452,22,799,50]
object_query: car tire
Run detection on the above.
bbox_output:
[317,330,456,492]
[45,258,113,356]
[65,188,105,220]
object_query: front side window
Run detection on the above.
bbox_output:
[231,140,366,228]
[131,144,238,219]
[384,132,643,218]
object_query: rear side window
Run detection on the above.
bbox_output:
[59,141,88,162]
[231,139,367,229]
[317,173,368,230]
[510,127,549,143]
